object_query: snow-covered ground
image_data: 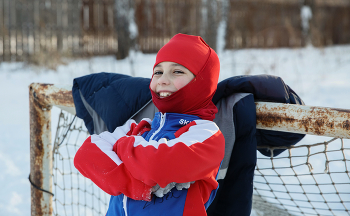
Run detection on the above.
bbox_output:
[1,45,350,215]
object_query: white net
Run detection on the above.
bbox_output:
[254,139,350,216]
[52,111,109,216]
[52,110,350,216]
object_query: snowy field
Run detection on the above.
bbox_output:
[1,45,350,215]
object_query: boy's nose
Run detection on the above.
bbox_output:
[158,73,170,85]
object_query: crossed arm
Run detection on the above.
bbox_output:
[74,119,225,201]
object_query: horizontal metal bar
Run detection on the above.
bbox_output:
[256,102,350,139]
[29,83,75,114]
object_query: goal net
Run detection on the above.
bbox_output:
[29,83,350,216]
[253,138,350,216]
[52,111,110,216]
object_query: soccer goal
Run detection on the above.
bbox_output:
[29,83,350,216]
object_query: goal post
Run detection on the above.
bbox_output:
[29,83,350,216]
[29,83,75,216]
[256,102,350,139]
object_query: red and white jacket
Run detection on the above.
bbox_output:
[74,112,225,216]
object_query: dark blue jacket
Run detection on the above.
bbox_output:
[72,73,305,216]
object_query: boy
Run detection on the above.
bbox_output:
[74,33,225,216]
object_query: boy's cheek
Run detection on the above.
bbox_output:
[150,79,157,92]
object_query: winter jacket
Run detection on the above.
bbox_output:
[74,111,225,216]
[72,73,305,216]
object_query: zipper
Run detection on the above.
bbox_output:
[123,195,128,216]
[149,113,166,141]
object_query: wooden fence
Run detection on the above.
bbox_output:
[0,0,116,63]
[135,0,203,53]
[1,0,350,63]
[134,0,221,53]
[310,0,350,46]
[226,0,305,49]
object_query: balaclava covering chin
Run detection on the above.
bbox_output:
[151,33,220,121]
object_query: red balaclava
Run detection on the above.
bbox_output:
[150,33,220,121]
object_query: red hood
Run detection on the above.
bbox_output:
[150,34,220,121]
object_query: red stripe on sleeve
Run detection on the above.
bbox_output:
[174,121,197,138]
[116,121,225,188]
[74,136,152,201]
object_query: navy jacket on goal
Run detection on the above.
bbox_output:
[72,73,305,216]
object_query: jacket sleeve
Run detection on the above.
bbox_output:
[73,119,153,201]
[115,120,225,188]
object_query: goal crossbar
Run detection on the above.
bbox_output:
[29,83,350,216]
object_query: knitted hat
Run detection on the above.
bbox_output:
[150,33,220,121]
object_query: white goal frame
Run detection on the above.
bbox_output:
[29,83,350,216]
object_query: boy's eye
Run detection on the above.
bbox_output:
[174,70,184,74]
[154,71,163,75]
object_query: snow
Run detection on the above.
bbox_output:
[1,45,350,215]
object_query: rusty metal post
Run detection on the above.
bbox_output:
[29,83,74,216]
[256,102,350,139]
[29,84,53,216]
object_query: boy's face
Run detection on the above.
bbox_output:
[150,61,195,98]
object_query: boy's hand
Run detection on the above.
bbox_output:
[131,119,151,136]
[151,182,195,198]
[113,119,151,153]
